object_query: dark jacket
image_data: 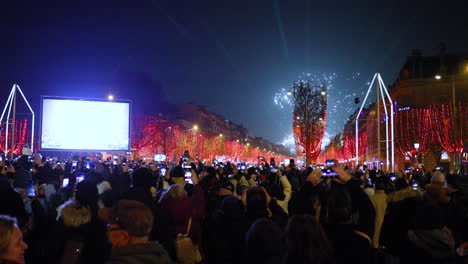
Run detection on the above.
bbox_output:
[286,168,303,192]
[13,167,32,189]
[206,194,231,217]
[289,180,329,221]
[327,223,372,264]
[346,178,376,238]
[50,200,110,264]
[33,164,52,185]
[151,204,177,262]
[403,228,455,264]
[106,242,171,264]
[205,197,248,264]
[109,172,132,197]
[0,179,28,228]
[380,196,423,256]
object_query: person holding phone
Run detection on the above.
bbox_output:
[32,154,52,186]
[12,156,32,191]
[325,160,375,264]
[159,166,205,263]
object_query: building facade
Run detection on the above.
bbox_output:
[322,46,468,172]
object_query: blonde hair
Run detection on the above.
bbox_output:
[0,215,17,254]
[159,184,187,203]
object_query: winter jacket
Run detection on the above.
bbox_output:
[106,242,171,264]
[13,167,32,189]
[51,200,111,264]
[345,179,376,238]
[403,227,455,264]
[386,187,422,203]
[380,196,422,256]
[33,164,52,185]
[0,179,28,228]
[204,204,248,264]
[289,180,328,219]
[161,184,205,244]
[286,168,303,192]
[327,223,372,264]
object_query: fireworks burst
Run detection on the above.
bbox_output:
[274,72,375,153]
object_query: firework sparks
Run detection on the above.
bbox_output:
[274,72,375,154]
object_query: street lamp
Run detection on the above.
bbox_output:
[193,125,199,131]
[219,133,223,137]
[320,90,326,96]
[414,142,420,150]
[108,94,114,100]
[435,75,442,80]
[287,91,292,96]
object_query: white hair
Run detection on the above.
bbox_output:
[431,171,446,185]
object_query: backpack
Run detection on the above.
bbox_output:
[176,217,202,264]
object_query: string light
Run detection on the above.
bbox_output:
[320,103,466,162]
[130,114,292,162]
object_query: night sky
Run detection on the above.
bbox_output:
[1,1,467,150]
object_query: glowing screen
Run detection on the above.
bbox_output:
[41,98,130,150]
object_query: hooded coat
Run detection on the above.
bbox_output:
[50,200,111,264]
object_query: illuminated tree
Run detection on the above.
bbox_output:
[290,80,327,165]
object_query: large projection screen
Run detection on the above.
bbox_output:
[40,97,130,151]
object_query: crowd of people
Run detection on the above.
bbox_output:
[0,151,467,264]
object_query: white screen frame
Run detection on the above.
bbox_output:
[40,96,131,151]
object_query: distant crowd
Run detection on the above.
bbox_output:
[0,151,467,264]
